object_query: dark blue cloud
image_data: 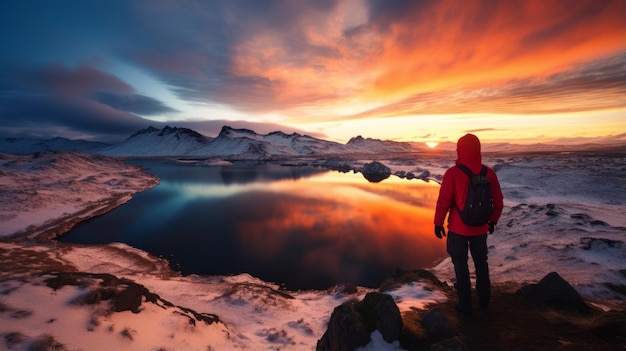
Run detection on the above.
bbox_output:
[92,92,179,116]
[1,63,132,97]
[0,62,176,142]
[0,96,146,139]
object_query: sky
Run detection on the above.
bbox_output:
[0,0,624,144]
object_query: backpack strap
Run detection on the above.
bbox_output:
[455,164,487,177]
[453,164,471,212]
[455,164,473,177]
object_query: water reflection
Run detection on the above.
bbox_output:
[231,172,444,289]
[143,160,329,185]
[61,161,446,290]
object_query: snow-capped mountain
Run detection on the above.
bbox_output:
[101,125,432,158]
[188,126,349,159]
[99,126,212,156]
[0,137,109,154]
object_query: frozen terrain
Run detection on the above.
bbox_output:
[0,147,625,350]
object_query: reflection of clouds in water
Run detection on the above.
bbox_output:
[143,160,329,186]
[308,171,440,207]
[219,164,328,185]
[157,163,331,199]
[167,181,258,198]
[233,174,446,288]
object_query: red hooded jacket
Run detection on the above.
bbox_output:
[434,134,504,236]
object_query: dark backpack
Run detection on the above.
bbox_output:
[454,164,494,226]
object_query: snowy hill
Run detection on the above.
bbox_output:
[346,135,425,154]
[99,126,212,156]
[266,130,349,155]
[0,137,109,154]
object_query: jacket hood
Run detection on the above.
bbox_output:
[455,134,482,169]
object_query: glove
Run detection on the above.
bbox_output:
[435,225,446,239]
[488,222,496,234]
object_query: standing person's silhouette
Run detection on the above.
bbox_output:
[434,134,504,316]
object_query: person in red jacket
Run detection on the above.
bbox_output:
[434,133,504,316]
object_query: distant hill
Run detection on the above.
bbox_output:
[0,137,109,154]
[346,135,425,153]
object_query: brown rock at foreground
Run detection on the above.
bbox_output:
[398,275,625,351]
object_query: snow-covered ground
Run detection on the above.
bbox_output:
[0,152,159,239]
[0,150,624,350]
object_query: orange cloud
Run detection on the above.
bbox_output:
[364,0,626,99]
[230,0,626,120]
[349,53,626,118]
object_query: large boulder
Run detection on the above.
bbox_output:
[317,292,402,351]
[318,303,371,351]
[361,161,391,182]
[516,272,591,314]
[361,292,403,342]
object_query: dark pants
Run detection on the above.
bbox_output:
[447,231,491,309]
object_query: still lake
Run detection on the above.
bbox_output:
[60,159,447,290]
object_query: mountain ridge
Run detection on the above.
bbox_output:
[100,125,425,158]
[1,125,623,157]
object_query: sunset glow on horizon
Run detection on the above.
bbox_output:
[0,0,624,144]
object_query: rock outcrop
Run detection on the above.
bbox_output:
[316,292,402,351]
[516,271,591,314]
